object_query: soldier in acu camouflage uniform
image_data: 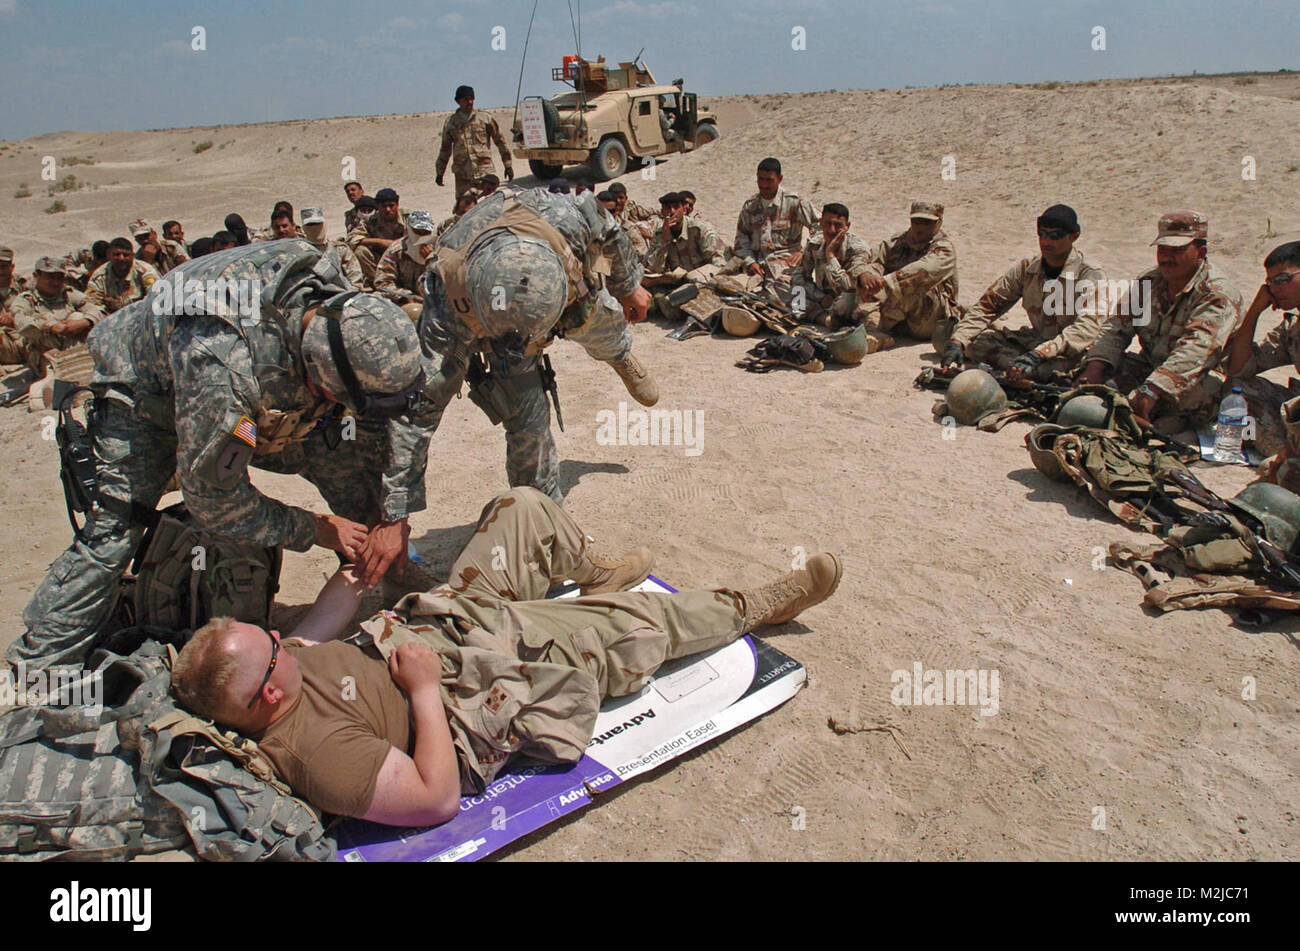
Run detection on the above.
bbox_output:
[300,206,364,288]
[941,204,1107,380]
[347,188,408,287]
[12,241,428,669]
[374,210,436,321]
[8,256,104,373]
[130,219,190,276]
[86,238,160,314]
[856,200,960,351]
[727,157,819,294]
[391,188,659,506]
[1225,240,1300,459]
[435,85,514,199]
[791,202,874,327]
[1081,211,1244,435]
[642,192,726,320]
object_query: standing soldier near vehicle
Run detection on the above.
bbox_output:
[435,85,514,199]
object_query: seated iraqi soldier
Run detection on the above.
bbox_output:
[130,218,189,275]
[1224,240,1300,458]
[11,241,429,670]
[0,248,28,363]
[170,487,842,826]
[210,230,238,252]
[162,220,188,254]
[608,182,656,256]
[790,202,873,328]
[477,174,500,199]
[855,200,959,351]
[1079,211,1243,434]
[435,191,479,239]
[7,256,105,373]
[726,157,819,295]
[301,206,364,288]
[374,210,436,320]
[642,192,726,320]
[940,204,1106,381]
[342,180,367,236]
[269,208,300,240]
[347,187,408,286]
[86,237,160,314]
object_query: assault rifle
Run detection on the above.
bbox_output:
[1166,468,1300,588]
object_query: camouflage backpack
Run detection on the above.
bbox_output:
[122,503,282,632]
[0,630,334,862]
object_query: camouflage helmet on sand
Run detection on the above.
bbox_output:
[1228,482,1300,553]
[721,305,760,337]
[1055,393,1111,429]
[1025,423,1072,482]
[822,324,868,366]
[944,368,1007,426]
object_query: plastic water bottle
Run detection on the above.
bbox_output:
[1213,387,1248,464]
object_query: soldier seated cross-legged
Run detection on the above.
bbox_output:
[170,487,842,828]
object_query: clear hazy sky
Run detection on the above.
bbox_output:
[0,0,1294,140]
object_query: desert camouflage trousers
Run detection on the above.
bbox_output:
[960,326,1081,380]
[420,290,632,504]
[437,488,746,697]
[861,285,956,349]
[13,385,390,669]
[1104,352,1225,434]
[0,327,31,369]
[353,244,387,286]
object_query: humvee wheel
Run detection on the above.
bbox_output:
[592,138,628,181]
[528,159,565,179]
[694,124,720,146]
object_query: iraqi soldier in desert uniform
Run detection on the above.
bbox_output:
[435,85,514,199]
[608,182,657,256]
[790,202,874,327]
[7,256,105,373]
[390,188,659,509]
[342,181,367,235]
[435,190,480,239]
[86,237,160,314]
[12,241,428,669]
[941,204,1107,381]
[642,192,726,320]
[374,210,436,320]
[347,187,408,286]
[1224,240,1300,459]
[1080,211,1243,434]
[855,200,960,351]
[0,247,29,365]
[728,157,819,294]
[300,206,364,288]
[130,218,189,276]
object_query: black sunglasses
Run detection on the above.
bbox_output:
[246,628,280,709]
[1038,228,1071,240]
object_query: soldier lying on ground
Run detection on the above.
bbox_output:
[1225,240,1300,461]
[171,487,842,827]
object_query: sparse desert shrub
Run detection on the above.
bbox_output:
[45,199,67,214]
[193,140,214,153]
[13,183,30,198]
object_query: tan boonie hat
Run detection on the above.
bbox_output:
[33,255,66,274]
[301,207,326,225]
[1152,210,1208,247]
[130,218,154,237]
[910,200,943,221]
[0,247,13,263]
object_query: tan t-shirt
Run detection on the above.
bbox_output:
[255,642,413,818]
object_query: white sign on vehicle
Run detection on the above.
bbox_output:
[520,98,548,149]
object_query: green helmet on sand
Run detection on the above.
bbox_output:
[1228,482,1300,553]
[1055,393,1111,429]
[822,324,868,366]
[944,368,1007,426]
[1025,423,1072,483]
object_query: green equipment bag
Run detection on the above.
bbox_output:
[126,502,282,631]
[0,628,334,862]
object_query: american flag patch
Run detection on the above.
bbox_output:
[232,416,258,447]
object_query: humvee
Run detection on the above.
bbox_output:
[511,55,720,182]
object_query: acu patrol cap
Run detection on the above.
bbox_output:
[300,207,326,225]
[405,210,436,234]
[301,291,425,416]
[1151,211,1208,247]
[33,255,66,275]
[909,200,943,221]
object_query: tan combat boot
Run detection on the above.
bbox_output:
[571,545,655,595]
[607,353,659,406]
[738,553,842,630]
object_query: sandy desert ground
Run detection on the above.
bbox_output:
[0,71,1297,861]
